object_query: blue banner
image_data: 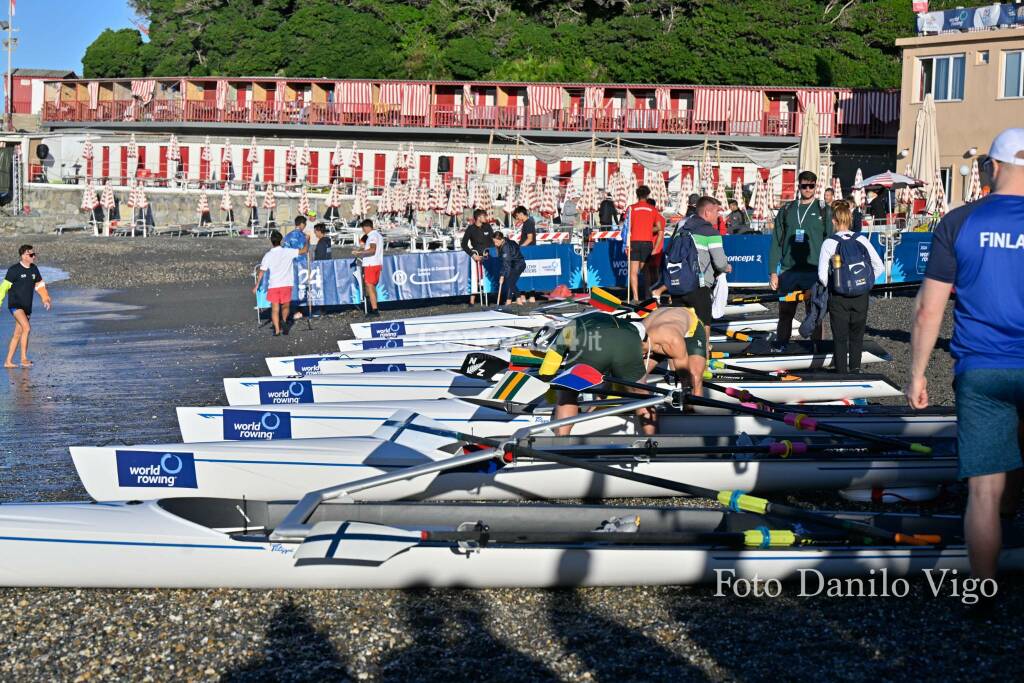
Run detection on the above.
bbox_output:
[381,251,472,301]
[481,244,583,293]
[917,3,1022,34]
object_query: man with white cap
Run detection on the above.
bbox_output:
[906,128,1024,590]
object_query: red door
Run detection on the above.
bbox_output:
[711,166,720,188]
[419,154,431,185]
[781,168,796,200]
[632,162,644,185]
[179,146,190,179]
[680,165,694,184]
[512,158,524,184]
[101,146,110,179]
[86,155,93,178]
[158,145,168,179]
[730,167,745,186]
[607,162,619,179]
[307,151,319,185]
[583,161,596,178]
[136,146,147,174]
[221,147,231,183]
[263,148,274,183]
[488,157,501,175]
[120,146,129,181]
[559,160,572,186]
[535,160,547,179]
[374,153,386,188]
[243,148,254,182]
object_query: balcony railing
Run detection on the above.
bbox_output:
[41,100,897,139]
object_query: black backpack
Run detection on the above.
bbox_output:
[661,219,701,296]
[829,235,874,296]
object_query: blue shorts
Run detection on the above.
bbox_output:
[955,368,1024,479]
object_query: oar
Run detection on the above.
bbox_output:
[422,527,856,548]
[729,290,809,305]
[705,359,802,381]
[531,439,887,458]
[457,352,510,380]
[684,392,933,455]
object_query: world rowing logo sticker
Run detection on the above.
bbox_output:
[258,380,314,404]
[222,409,293,440]
[361,363,408,373]
[293,356,335,374]
[370,321,406,338]
[116,450,198,488]
[361,338,405,350]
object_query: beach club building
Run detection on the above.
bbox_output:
[25,75,899,205]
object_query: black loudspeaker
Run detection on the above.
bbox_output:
[437,156,451,173]
[36,144,49,160]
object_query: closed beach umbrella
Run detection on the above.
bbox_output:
[197,190,211,225]
[676,173,693,213]
[417,181,431,213]
[350,141,360,169]
[714,180,728,211]
[286,142,297,167]
[300,140,311,167]
[80,181,99,211]
[798,101,820,175]
[700,143,713,194]
[331,141,343,168]
[326,181,342,209]
[927,168,948,217]
[539,183,556,217]
[245,182,259,227]
[831,176,842,200]
[220,186,234,223]
[379,185,393,215]
[732,179,746,211]
[133,182,148,209]
[624,171,637,209]
[909,94,940,201]
[752,175,770,222]
[222,138,233,165]
[651,173,669,211]
[127,133,138,159]
[352,183,369,218]
[168,134,180,161]
[431,180,446,212]
[466,147,478,175]
[966,159,982,202]
[81,139,94,162]
[100,184,116,213]
[201,136,212,161]
[851,168,866,208]
[297,185,310,217]
[246,137,258,165]
[263,184,276,210]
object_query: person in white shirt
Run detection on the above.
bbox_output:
[817,201,884,372]
[353,219,384,317]
[253,229,308,336]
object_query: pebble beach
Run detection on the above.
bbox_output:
[0,235,1021,682]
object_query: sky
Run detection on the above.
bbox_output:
[5,0,137,73]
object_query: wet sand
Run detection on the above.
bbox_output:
[0,237,1020,681]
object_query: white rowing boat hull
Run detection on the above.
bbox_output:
[705,375,903,404]
[70,436,957,503]
[337,326,530,353]
[266,343,488,376]
[0,501,1003,589]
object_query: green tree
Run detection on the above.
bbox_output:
[82,28,149,78]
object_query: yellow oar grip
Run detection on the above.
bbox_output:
[709,359,725,370]
[717,490,769,515]
[743,529,797,548]
[910,443,932,454]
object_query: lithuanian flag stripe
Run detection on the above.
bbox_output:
[510,347,545,367]
[588,287,622,311]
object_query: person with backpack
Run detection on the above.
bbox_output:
[817,200,883,373]
[769,170,833,351]
[653,196,731,336]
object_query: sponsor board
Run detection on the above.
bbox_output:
[522,258,563,278]
[116,450,198,488]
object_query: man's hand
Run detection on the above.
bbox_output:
[251,285,258,295]
[769,273,779,290]
[42,299,52,311]
[472,254,482,262]
[905,374,929,409]
[724,264,732,274]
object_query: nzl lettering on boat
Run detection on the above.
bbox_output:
[979,232,1024,249]
[223,409,292,440]
[258,380,314,404]
[116,450,198,488]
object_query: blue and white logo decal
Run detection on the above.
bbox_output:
[361,363,408,373]
[222,409,293,440]
[116,450,198,488]
[361,338,405,350]
[369,321,406,338]
[258,380,314,404]
[293,356,334,374]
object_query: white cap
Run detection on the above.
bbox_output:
[989,128,1024,166]
[631,321,647,340]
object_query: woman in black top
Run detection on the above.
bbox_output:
[2,244,52,368]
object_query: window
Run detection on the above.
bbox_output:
[919,54,965,101]
[1004,50,1023,98]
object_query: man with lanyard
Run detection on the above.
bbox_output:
[625,185,665,303]
[511,206,536,302]
[461,209,495,305]
[1,245,52,368]
[906,128,1024,590]
[539,307,705,436]
[768,170,832,351]
[353,219,384,317]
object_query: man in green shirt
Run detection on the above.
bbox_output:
[768,170,832,350]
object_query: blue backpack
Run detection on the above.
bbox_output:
[829,235,874,296]
[662,220,701,296]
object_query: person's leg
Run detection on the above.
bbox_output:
[366,278,378,312]
[829,297,851,373]
[270,302,281,334]
[16,311,31,365]
[967,472,1006,580]
[628,259,641,303]
[280,301,291,331]
[847,293,869,372]
[554,390,580,436]
[776,302,796,347]
[4,313,24,367]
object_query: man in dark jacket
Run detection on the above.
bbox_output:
[598,192,618,227]
[491,231,527,307]
[769,170,833,350]
[462,209,495,305]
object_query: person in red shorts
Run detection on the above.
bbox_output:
[625,185,665,303]
[253,229,308,336]
[353,218,384,317]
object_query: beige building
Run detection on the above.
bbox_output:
[896,26,1024,205]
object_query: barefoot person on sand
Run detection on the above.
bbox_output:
[1,245,52,368]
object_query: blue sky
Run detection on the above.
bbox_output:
[8,0,137,73]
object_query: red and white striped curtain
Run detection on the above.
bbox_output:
[836,90,899,129]
[274,84,286,105]
[584,86,604,111]
[335,81,372,109]
[401,84,430,116]
[215,80,227,110]
[654,87,671,112]
[130,79,156,104]
[379,83,402,105]
[463,84,475,115]
[694,87,763,124]
[796,89,837,137]
[526,85,562,116]
[87,82,99,109]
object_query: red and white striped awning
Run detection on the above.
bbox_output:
[463,84,475,114]
[379,82,402,105]
[130,79,156,104]
[693,87,763,123]
[655,87,671,112]
[401,84,430,117]
[584,86,604,110]
[215,80,227,110]
[796,90,837,136]
[527,85,563,116]
[335,81,372,106]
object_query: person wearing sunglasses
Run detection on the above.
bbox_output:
[768,170,832,351]
[0,245,52,369]
[907,128,1024,594]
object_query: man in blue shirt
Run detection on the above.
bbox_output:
[907,128,1024,584]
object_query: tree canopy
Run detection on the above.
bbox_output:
[81,0,967,87]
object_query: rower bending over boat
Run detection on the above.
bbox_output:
[540,309,707,435]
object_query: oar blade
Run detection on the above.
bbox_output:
[588,286,622,312]
[550,364,605,392]
[487,370,550,404]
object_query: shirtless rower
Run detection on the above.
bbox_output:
[539,307,707,436]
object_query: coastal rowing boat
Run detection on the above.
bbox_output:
[0,499,1001,588]
[177,401,955,443]
[69,428,956,503]
[222,369,902,406]
[336,326,531,353]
